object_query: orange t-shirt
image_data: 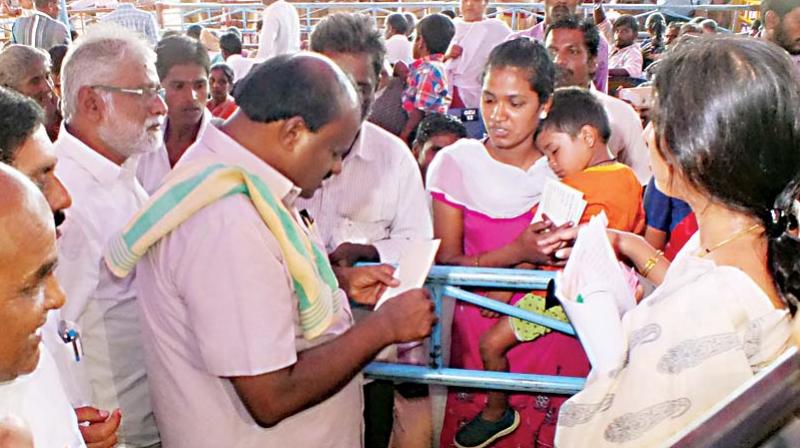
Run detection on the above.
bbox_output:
[562,162,646,234]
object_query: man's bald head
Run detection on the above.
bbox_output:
[0,164,52,262]
[232,52,359,131]
[0,163,63,382]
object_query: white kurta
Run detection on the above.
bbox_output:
[53,127,159,447]
[256,0,300,60]
[555,234,792,447]
[0,348,85,448]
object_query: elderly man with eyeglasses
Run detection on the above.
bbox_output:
[52,24,166,448]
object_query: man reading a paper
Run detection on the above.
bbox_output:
[111,53,437,447]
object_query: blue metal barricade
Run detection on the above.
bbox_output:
[362,265,586,395]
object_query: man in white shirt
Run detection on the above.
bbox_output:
[0,163,83,448]
[385,13,413,66]
[220,31,257,82]
[55,27,166,447]
[305,13,432,267]
[137,35,213,194]
[132,51,436,447]
[0,86,122,448]
[305,14,434,447]
[545,16,651,183]
[256,0,300,60]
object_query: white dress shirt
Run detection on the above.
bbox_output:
[53,127,158,447]
[296,121,433,264]
[226,53,257,83]
[590,86,651,184]
[256,0,300,60]
[134,125,362,447]
[385,33,413,66]
[0,348,85,448]
[136,108,212,194]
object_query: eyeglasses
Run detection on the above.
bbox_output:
[91,85,165,101]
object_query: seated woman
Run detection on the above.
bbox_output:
[555,36,800,447]
[428,38,586,448]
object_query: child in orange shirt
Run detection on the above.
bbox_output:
[455,87,645,448]
[535,87,645,233]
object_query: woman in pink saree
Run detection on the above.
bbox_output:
[427,38,590,448]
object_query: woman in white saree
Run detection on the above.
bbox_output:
[555,36,800,447]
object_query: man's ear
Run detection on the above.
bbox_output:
[587,55,598,79]
[764,10,780,32]
[76,86,106,123]
[278,116,309,154]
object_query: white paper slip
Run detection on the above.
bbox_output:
[557,280,627,376]
[375,239,441,309]
[532,178,587,226]
[555,213,635,374]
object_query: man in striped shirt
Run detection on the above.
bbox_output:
[11,0,70,50]
[99,0,159,47]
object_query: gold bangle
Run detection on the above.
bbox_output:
[641,250,663,278]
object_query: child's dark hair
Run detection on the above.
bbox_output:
[535,87,611,143]
[653,36,800,311]
[484,38,555,104]
[614,15,639,34]
[417,14,455,55]
[413,113,468,148]
[546,15,600,58]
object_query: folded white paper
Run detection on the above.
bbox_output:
[555,213,635,374]
[375,239,441,309]
[532,178,587,226]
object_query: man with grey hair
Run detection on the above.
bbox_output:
[54,25,166,447]
[0,45,62,141]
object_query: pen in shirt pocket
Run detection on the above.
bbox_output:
[58,320,83,362]
[299,209,315,230]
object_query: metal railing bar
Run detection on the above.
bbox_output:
[442,285,576,336]
[364,361,585,394]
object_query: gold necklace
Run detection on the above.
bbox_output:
[697,223,763,257]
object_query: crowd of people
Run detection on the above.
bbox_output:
[0,0,799,447]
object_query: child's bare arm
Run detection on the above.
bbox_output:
[481,290,515,318]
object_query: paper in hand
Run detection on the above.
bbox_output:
[555,213,635,374]
[532,178,587,226]
[375,239,441,309]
